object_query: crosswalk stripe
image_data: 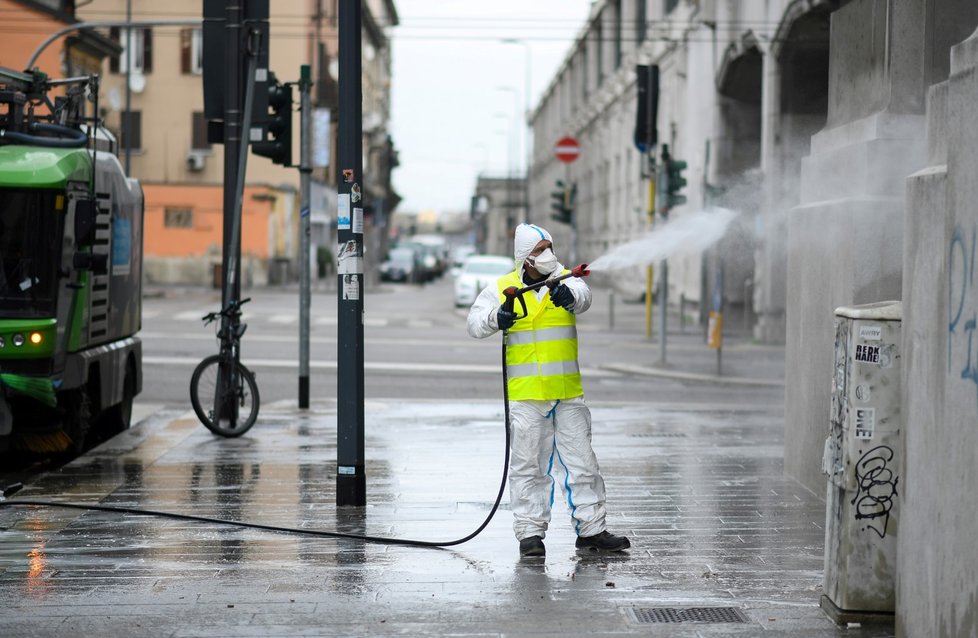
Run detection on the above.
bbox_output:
[143,355,619,377]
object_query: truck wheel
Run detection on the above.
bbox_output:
[100,364,135,438]
[64,391,92,455]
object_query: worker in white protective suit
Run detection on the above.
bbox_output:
[467,223,630,558]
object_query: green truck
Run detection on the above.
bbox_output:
[0,67,142,454]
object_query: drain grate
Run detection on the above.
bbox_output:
[629,432,688,438]
[626,607,749,624]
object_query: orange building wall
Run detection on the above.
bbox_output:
[0,0,65,75]
[143,183,273,259]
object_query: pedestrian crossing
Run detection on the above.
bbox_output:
[143,308,438,329]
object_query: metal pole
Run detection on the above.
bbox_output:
[221,1,243,323]
[298,65,312,409]
[656,146,669,362]
[124,0,132,175]
[567,163,576,264]
[336,0,365,507]
[644,156,655,339]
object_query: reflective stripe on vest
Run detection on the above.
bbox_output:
[498,270,584,401]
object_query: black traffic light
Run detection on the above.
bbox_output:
[666,158,688,208]
[252,73,293,166]
[550,180,576,225]
[660,144,687,210]
[633,64,659,153]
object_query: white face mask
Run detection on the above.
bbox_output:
[528,248,558,275]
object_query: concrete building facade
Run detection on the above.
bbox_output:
[527,0,834,323]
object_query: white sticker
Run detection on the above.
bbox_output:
[353,207,364,234]
[337,466,356,475]
[854,344,880,364]
[255,68,268,82]
[854,384,872,402]
[337,194,351,229]
[343,274,360,300]
[859,325,882,341]
[250,127,263,142]
[336,240,362,275]
[855,407,875,440]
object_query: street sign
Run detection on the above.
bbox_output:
[554,136,580,163]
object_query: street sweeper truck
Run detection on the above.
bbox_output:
[0,66,142,454]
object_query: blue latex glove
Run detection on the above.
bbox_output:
[550,283,575,310]
[497,307,517,330]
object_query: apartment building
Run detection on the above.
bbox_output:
[72,0,398,286]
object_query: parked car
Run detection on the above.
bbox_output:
[380,246,423,283]
[449,244,478,278]
[400,241,441,282]
[453,255,514,307]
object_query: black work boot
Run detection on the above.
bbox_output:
[575,530,630,552]
[519,535,546,557]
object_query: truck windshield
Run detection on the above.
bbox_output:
[0,189,64,317]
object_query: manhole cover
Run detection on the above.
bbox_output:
[626,607,749,624]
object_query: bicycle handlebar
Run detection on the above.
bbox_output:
[202,297,252,324]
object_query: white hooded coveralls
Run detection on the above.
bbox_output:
[467,224,608,540]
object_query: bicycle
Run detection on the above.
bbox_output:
[189,297,260,437]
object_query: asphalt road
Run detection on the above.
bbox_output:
[137,275,785,413]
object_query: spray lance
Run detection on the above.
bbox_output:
[501,263,592,318]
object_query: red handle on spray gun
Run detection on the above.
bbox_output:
[502,263,591,320]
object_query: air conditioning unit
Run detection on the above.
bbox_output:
[186,151,206,172]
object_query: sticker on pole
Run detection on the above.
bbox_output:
[353,207,363,234]
[337,194,351,229]
[336,239,362,275]
[554,136,580,164]
[343,274,360,301]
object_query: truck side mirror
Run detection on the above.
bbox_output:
[74,198,97,246]
[73,252,108,275]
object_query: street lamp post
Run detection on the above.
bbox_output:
[497,86,520,226]
[501,39,531,222]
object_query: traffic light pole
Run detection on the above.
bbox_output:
[298,65,312,409]
[645,152,655,339]
[336,0,366,507]
[566,164,577,264]
[657,145,669,364]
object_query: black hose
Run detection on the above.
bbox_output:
[0,123,88,148]
[0,334,513,549]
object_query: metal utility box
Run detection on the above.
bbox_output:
[821,301,901,623]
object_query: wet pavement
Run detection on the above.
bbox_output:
[0,390,897,637]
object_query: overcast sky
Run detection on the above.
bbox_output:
[389,0,594,214]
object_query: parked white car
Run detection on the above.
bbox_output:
[453,255,514,307]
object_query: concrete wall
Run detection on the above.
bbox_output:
[784,0,926,495]
[898,29,978,638]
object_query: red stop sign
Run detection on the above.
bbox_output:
[554,136,580,163]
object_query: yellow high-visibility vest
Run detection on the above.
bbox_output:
[497,269,584,400]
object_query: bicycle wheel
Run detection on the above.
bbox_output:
[189,354,261,437]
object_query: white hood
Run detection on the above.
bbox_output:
[514,223,553,270]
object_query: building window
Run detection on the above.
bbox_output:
[119,110,141,151]
[180,28,203,75]
[109,27,153,74]
[191,112,210,150]
[164,208,193,228]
